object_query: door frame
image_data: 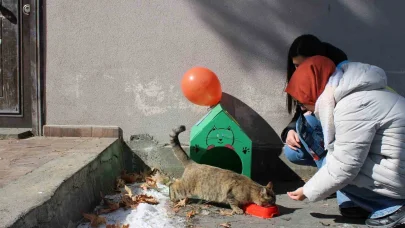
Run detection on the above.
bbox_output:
[25,0,44,136]
[0,0,43,135]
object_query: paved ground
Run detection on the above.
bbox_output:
[168,182,368,228]
[0,137,370,228]
[182,194,367,228]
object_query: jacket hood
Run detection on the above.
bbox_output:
[335,62,387,102]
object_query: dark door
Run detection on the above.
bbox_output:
[0,0,32,128]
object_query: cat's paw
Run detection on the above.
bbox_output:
[232,208,244,215]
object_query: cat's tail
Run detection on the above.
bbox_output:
[169,125,193,166]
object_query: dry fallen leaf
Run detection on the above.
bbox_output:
[174,198,188,208]
[149,167,159,175]
[133,194,159,205]
[124,185,134,198]
[140,183,149,191]
[140,169,151,178]
[172,207,181,213]
[106,223,130,228]
[219,222,231,228]
[120,195,139,209]
[140,176,158,191]
[99,201,120,214]
[201,204,212,209]
[121,170,143,183]
[120,186,158,209]
[98,208,114,214]
[186,210,196,219]
[99,192,120,214]
[141,167,161,178]
[82,213,107,228]
[219,209,234,216]
[115,178,126,191]
[145,177,157,188]
[150,168,171,185]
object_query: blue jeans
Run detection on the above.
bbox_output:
[284,145,317,167]
[283,113,326,169]
[283,117,405,219]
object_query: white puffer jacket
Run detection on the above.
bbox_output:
[303,62,405,202]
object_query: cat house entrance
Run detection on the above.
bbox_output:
[199,147,243,174]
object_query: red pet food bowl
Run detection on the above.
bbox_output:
[243,204,280,219]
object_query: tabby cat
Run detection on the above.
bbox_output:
[169,125,276,214]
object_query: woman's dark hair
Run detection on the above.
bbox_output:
[286,34,348,113]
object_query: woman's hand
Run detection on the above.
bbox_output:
[287,187,306,201]
[286,130,301,150]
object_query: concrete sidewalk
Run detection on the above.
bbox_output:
[0,137,123,228]
[186,193,367,228]
[160,181,366,228]
[0,136,369,228]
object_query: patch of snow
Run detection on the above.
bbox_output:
[77,183,185,228]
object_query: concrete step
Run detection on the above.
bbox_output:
[0,128,33,140]
[0,137,124,228]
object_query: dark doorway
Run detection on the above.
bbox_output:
[199,147,243,174]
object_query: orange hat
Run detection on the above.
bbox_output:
[285,55,336,105]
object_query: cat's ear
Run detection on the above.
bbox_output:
[212,126,217,130]
[266,182,273,190]
[260,187,267,197]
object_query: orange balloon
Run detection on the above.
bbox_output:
[181,67,222,106]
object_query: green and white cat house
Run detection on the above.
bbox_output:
[190,104,252,177]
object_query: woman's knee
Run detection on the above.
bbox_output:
[283,145,315,166]
[284,146,305,162]
[284,146,299,162]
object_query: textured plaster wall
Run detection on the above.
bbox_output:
[45,0,405,144]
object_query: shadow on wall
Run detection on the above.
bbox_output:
[121,141,152,174]
[220,92,302,184]
[220,92,282,148]
[189,0,405,96]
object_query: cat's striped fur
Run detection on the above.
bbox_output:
[169,125,276,214]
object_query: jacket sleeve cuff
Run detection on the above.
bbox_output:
[303,182,321,202]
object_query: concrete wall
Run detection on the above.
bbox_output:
[45,0,405,145]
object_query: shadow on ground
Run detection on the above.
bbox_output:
[310,212,366,225]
